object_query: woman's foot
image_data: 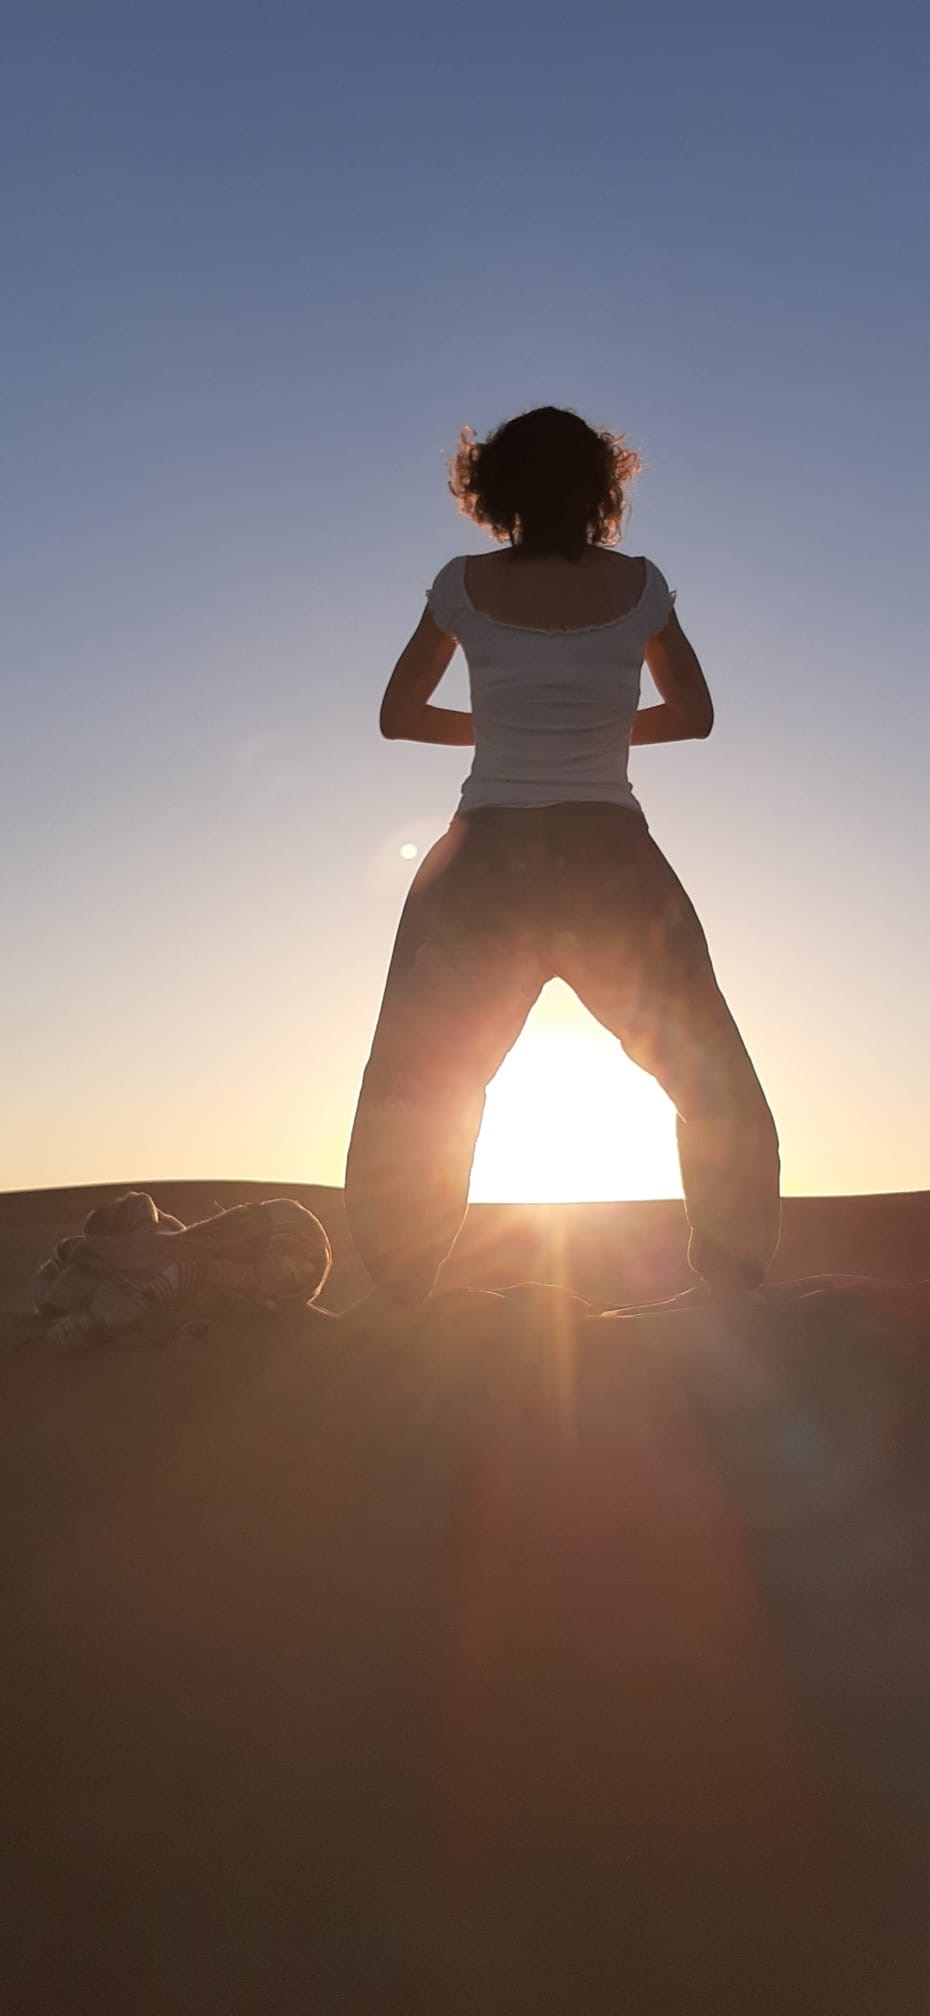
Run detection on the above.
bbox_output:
[341,1283,433,1330]
[687,1235,766,1295]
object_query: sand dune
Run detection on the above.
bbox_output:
[2,1183,929,2012]
[3,1177,930,1316]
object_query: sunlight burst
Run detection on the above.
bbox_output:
[469,989,682,1204]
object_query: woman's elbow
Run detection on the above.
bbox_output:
[668,703,713,739]
[690,697,714,738]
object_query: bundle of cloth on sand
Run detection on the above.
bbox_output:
[33,1190,332,1348]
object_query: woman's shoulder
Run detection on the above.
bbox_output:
[425,547,675,635]
[427,553,467,586]
[424,554,469,636]
[639,556,677,630]
[460,547,657,628]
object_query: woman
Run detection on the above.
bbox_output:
[345,405,780,1307]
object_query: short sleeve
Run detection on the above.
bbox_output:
[646,560,677,635]
[425,556,464,637]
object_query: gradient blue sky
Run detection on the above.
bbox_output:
[3,0,928,1197]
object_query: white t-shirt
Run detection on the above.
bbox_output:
[425,552,676,816]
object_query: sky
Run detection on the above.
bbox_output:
[2,0,928,1200]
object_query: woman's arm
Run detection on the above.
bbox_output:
[629,704,708,745]
[390,706,475,746]
[379,597,710,750]
[634,609,714,742]
[379,607,470,741]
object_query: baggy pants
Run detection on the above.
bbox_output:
[345,803,780,1299]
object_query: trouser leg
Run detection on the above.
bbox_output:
[345,817,545,1301]
[553,814,781,1288]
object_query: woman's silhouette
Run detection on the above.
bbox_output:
[346,406,780,1306]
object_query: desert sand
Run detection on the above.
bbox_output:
[2,1181,929,2013]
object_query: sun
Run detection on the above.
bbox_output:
[468,984,682,1205]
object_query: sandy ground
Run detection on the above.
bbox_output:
[3,1178,930,1316]
[2,1183,929,2013]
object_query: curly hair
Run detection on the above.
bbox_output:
[446,405,643,560]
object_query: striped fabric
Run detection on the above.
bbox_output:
[34,1190,332,1347]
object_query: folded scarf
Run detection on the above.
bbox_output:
[34,1189,332,1347]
